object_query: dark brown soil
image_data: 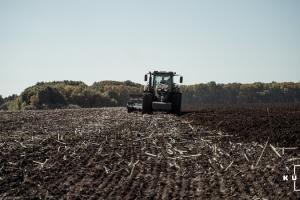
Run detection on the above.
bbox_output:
[183,104,300,147]
[0,105,299,199]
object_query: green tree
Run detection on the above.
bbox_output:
[0,95,3,105]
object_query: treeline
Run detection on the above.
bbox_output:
[0,80,143,110]
[181,81,300,106]
[0,94,19,111]
[0,81,299,111]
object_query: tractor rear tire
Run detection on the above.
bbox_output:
[142,93,153,114]
[172,93,182,116]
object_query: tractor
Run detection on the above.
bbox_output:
[127,71,183,115]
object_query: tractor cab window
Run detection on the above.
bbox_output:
[154,74,172,86]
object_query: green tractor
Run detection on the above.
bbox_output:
[142,71,183,115]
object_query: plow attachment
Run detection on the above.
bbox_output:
[127,94,143,113]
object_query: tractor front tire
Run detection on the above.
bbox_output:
[127,106,133,113]
[172,93,182,116]
[142,93,153,114]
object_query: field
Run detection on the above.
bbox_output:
[0,104,300,199]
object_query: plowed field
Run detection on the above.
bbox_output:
[0,105,299,199]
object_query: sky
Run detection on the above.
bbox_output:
[0,0,299,97]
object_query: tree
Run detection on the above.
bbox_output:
[30,95,39,107]
[37,86,66,107]
[0,95,3,105]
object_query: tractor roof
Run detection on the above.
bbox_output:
[152,71,176,75]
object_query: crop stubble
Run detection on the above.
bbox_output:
[0,105,299,199]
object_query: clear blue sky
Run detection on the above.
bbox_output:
[0,0,299,97]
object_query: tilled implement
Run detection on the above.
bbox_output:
[127,71,183,115]
[127,94,143,113]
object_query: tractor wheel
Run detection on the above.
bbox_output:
[172,93,182,116]
[127,107,133,113]
[142,93,153,114]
